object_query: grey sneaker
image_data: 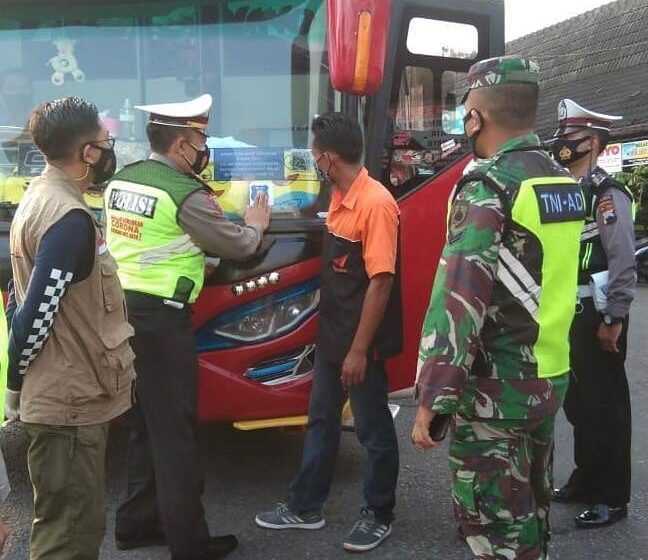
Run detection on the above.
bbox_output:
[342,509,392,552]
[255,502,325,530]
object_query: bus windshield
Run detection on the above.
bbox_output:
[0,0,333,219]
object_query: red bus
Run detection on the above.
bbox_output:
[0,0,504,427]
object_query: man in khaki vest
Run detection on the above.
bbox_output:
[4,96,135,560]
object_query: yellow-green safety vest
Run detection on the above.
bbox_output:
[454,172,585,379]
[104,160,205,304]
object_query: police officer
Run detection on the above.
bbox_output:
[411,57,585,559]
[105,94,270,560]
[551,99,636,528]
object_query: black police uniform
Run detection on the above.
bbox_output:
[563,167,635,511]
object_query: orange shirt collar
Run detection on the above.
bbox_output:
[330,168,369,212]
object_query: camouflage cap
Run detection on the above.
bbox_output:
[461,56,540,103]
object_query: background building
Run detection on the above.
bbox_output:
[506,0,648,172]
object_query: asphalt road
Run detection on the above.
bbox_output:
[2,289,648,560]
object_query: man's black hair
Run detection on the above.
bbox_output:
[594,129,610,154]
[29,96,100,161]
[474,83,539,130]
[311,112,363,164]
[147,122,186,154]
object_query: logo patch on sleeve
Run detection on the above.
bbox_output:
[108,188,158,219]
[534,184,586,223]
[597,195,617,225]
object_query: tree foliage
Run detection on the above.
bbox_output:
[615,165,648,228]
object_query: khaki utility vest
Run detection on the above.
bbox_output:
[10,165,134,425]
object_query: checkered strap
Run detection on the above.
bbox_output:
[17,268,74,373]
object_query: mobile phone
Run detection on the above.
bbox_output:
[428,414,451,442]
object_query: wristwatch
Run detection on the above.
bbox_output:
[603,314,623,326]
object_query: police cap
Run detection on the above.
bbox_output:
[135,94,212,135]
[555,98,622,136]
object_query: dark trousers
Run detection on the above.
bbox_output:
[287,356,399,524]
[564,297,632,505]
[115,294,210,559]
[25,423,108,560]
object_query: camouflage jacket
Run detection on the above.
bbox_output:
[416,134,570,420]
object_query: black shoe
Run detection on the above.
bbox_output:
[205,535,238,558]
[115,529,167,550]
[171,535,239,560]
[177,535,238,560]
[552,482,591,504]
[575,504,628,529]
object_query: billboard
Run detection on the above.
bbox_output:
[622,140,648,168]
[599,142,622,173]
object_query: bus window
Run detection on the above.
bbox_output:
[385,66,469,193]
[0,0,334,221]
[406,18,478,59]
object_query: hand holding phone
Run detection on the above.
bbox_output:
[428,413,450,442]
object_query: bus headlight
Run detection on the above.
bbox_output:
[196,279,319,350]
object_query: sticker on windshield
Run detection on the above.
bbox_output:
[249,182,275,206]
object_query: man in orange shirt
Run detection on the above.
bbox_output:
[255,113,402,553]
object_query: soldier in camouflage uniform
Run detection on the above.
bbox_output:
[411,56,586,560]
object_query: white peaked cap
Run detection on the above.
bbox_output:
[135,94,212,132]
[557,98,622,134]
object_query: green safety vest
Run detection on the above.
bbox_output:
[104,160,205,303]
[0,296,8,415]
[456,171,585,379]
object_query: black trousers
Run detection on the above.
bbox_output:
[564,297,632,506]
[115,293,210,559]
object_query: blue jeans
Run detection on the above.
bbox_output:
[287,355,399,524]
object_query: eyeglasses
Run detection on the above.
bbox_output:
[89,136,116,150]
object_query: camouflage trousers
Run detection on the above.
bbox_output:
[449,414,558,560]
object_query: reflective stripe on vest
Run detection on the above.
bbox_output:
[511,176,585,378]
[497,247,540,318]
[580,221,599,241]
[105,180,204,303]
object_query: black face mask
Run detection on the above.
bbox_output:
[463,109,486,159]
[550,136,592,167]
[85,145,117,185]
[184,141,210,175]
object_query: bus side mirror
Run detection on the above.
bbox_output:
[327,0,391,95]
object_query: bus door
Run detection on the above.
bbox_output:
[361,0,505,394]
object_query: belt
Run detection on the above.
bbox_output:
[125,290,187,310]
[577,285,593,299]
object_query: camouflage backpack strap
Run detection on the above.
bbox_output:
[453,170,512,237]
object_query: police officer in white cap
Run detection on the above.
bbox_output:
[550,99,636,528]
[105,94,270,559]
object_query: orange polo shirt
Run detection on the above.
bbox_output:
[326,168,400,278]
